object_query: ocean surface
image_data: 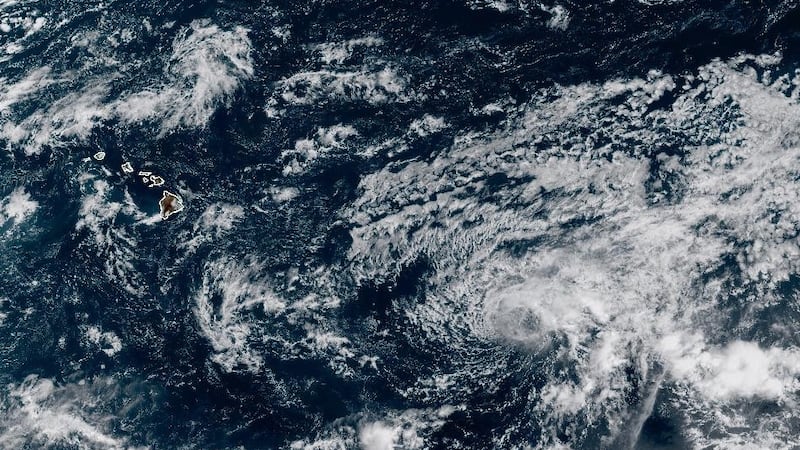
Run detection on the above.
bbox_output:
[2,0,800,448]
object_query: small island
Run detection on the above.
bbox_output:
[159,190,184,220]
[146,175,165,187]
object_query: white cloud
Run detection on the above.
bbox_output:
[1,187,37,225]
[1,19,253,154]
[294,407,454,450]
[0,67,54,113]
[0,375,140,449]
[278,67,415,106]
[5,83,112,155]
[359,422,396,450]
[115,19,254,134]
[408,115,447,137]
[194,258,286,373]
[180,202,245,253]
[541,4,570,30]
[75,173,147,295]
[282,124,359,175]
[84,325,123,357]
[659,334,800,401]
[313,36,383,65]
[342,52,800,447]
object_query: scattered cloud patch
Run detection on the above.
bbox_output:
[0,187,37,225]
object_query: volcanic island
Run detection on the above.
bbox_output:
[159,191,184,220]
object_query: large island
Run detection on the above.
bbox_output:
[158,191,184,220]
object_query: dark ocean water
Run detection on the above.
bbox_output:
[2,0,800,449]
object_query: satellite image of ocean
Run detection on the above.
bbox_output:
[2,0,800,449]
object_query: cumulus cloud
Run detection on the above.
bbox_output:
[0,375,140,449]
[194,258,286,373]
[278,67,414,106]
[659,335,800,401]
[281,124,359,175]
[313,36,384,65]
[0,19,253,155]
[75,173,147,295]
[0,187,37,225]
[342,52,800,447]
[292,407,457,450]
[115,19,254,134]
[179,202,245,253]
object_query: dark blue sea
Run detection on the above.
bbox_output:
[2,0,800,448]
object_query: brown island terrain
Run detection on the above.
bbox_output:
[159,191,184,220]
